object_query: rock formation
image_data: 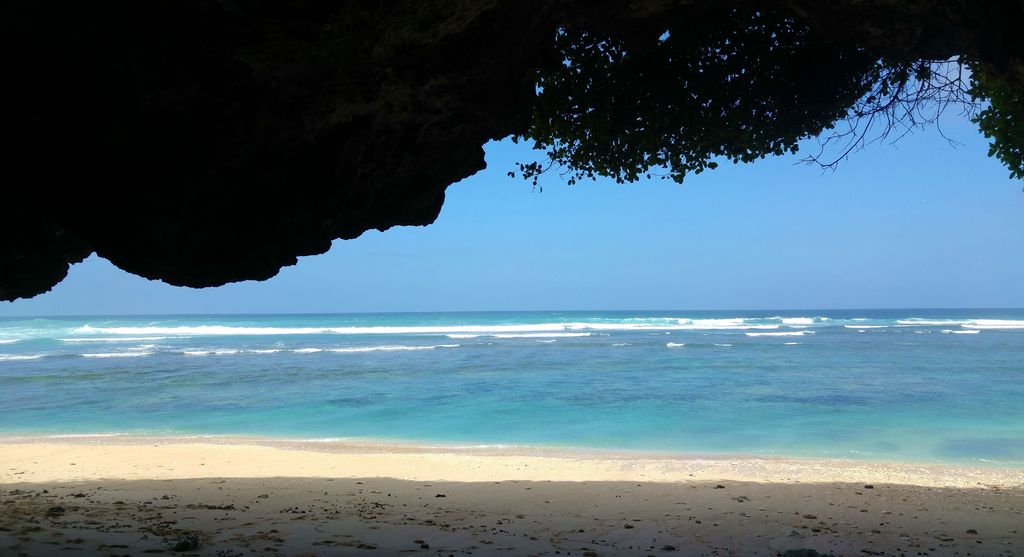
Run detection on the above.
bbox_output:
[2,1,1022,300]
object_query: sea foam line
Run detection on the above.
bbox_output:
[81,352,152,359]
[184,349,240,356]
[744,330,813,337]
[447,332,593,339]
[675,318,779,330]
[326,344,459,353]
[71,320,794,337]
[0,354,45,361]
[896,318,1024,329]
[961,319,1024,330]
[492,333,592,338]
[61,336,174,343]
[259,345,461,354]
[774,317,815,325]
[896,319,967,326]
[65,317,1024,339]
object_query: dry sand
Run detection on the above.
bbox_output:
[1,437,1022,556]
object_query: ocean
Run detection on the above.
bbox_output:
[1,309,1022,466]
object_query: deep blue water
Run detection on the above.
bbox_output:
[1,310,1023,466]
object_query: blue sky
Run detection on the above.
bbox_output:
[3,112,1023,315]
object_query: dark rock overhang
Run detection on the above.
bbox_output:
[2,1,1022,300]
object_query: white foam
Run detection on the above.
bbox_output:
[66,317,1024,340]
[961,319,1024,330]
[896,319,966,326]
[666,342,686,348]
[783,342,802,345]
[183,349,240,356]
[81,352,151,358]
[492,333,592,338]
[73,320,784,337]
[326,344,459,353]
[248,349,282,354]
[941,329,981,335]
[448,332,593,339]
[611,343,631,347]
[61,336,173,343]
[0,339,19,344]
[675,318,778,330]
[713,343,733,347]
[745,330,813,337]
[292,348,324,353]
[536,339,557,343]
[896,318,1024,330]
[0,354,45,361]
[74,323,580,336]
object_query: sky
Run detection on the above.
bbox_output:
[3,111,1023,315]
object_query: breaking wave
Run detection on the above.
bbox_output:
[70,318,832,338]
[81,352,151,359]
[745,330,813,337]
[326,344,459,353]
[898,319,1024,330]
[183,349,241,356]
[0,354,45,361]
[61,336,174,343]
[961,319,1024,330]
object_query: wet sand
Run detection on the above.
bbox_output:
[2,438,1022,556]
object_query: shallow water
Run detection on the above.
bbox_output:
[1,309,1022,466]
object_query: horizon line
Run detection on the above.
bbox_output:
[2,306,1023,319]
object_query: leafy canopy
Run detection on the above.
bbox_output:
[512,7,1021,186]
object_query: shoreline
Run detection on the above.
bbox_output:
[2,435,1022,488]
[3,437,1023,555]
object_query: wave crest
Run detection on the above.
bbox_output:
[745,331,813,337]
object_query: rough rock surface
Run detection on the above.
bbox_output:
[2,1,1022,300]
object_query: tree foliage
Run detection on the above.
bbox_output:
[971,72,1024,180]
[512,7,1021,186]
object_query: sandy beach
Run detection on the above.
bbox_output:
[1,438,1022,556]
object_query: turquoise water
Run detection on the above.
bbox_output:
[1,310,1022,466]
